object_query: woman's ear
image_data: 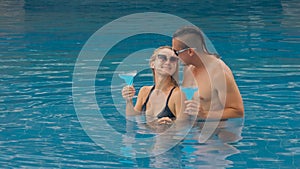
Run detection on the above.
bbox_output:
[150,61,155,68]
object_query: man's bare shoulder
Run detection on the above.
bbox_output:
[216,59,234,77]
[209,59,235,87]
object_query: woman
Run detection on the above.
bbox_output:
[122,46,185,124]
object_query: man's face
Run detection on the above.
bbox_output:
[172,38,190,65]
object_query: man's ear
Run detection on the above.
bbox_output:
[188,48,195,56]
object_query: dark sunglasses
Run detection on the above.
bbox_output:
[173,48,189,56]
[157,54,179,63]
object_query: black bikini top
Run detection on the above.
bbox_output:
[141,85,177,120]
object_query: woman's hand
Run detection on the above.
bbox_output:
[122,86,136,100]
[157,117,173,125]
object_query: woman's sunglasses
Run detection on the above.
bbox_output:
[157,54,179,63]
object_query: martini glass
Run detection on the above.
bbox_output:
[118,70,137,86]
[181,86,198,115]
[119,70,137,100]
[181,86,198,100]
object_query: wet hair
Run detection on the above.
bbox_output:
[149,46,179,86]
[173,26,220,58]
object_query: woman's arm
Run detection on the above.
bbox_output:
[122,86,150,116]
[169,88,189,121]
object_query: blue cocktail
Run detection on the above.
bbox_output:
[181,86,198,115]
[119,71,137,86]
[181,87,198,100]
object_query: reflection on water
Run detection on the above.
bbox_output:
[182,119,243,168]
[121,117,243,168]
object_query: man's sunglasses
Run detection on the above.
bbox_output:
[157,54,179,63]
[173,48,189,56]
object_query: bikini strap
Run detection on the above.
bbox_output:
[143,85,155,106]
[166,86,176,105]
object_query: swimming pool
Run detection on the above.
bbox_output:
[0,0,299,168]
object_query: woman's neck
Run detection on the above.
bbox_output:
[154,75,173,91]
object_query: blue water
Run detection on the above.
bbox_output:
[1,0,300,168]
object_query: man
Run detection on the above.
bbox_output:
[172,26,244,120]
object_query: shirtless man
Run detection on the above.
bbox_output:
[172,26,244,120]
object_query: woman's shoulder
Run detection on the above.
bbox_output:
[140,85,153,91]
[173,86,182,92]
[138,86,153,96]
[171,86,183,98]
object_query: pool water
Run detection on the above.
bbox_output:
[1,0,299,168]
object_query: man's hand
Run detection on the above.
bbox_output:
[184,97,208,119]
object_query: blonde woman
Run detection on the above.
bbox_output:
[122,46,185,124]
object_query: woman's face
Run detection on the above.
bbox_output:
[153,48,178,76]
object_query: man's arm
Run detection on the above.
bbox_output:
[199,68,244,120]
[214,69,244,119]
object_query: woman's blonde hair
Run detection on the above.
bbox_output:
[149,46,179,86]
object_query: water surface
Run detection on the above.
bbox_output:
[0,0,299,168]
